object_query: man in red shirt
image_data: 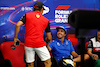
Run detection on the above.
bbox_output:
[14,2,52,67]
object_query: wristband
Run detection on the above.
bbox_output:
[91,54,95,58]
[76,55,79,57]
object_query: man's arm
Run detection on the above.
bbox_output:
[45,32,52,51]
[46,44,51,51]
[45,22,52,51]
[87,40,99,60]
[14,21,24,43]
[46,32,52,42]
[71,51,81,63]
[71,51,78,57]
[87,49,93,57]
[71,51,90,62]
[87,49,99,60]
[45,22,52,41]
[87,40,93,56]
[14,14,26,43]
[72,54,89,63]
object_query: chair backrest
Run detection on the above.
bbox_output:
[0,41,26,67]
[67,34,78,46]
[85,41,89,51]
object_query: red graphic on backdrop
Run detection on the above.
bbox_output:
[56,5,70,10]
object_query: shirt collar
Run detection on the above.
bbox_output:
[56,38,67,43]
[34,11,42,15]
[95,36,98,42]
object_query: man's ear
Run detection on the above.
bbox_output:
[41,8,43,11]
[64,33,66,37]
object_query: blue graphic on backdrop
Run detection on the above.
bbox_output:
[0,0,100,44]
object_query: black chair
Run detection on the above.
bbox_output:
[51,57,59,67]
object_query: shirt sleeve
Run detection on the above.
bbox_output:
[45,22,51,32]
[87,40,93,50]
[20,14,26,24]
[69,41,75,52]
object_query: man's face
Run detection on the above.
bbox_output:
[57,28,66,39]
[97,31,100,39]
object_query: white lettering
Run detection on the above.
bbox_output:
[55,10,72,14]
[95,48,100,51]
[55,14,68,18]
[55,19,68,23]
[55,10,72,23]
[0,7,15,10]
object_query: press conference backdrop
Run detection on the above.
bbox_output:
[0,0,100,44]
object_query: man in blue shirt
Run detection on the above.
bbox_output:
[49,34,75,62]
[47,26,89,67]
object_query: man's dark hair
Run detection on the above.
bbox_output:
[34,6,42,11]
[33,2,45,11]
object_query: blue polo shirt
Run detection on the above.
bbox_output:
[49,38,75,62]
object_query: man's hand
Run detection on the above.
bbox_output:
[92,54,99,60]
[73,62,76,67]
[14,37,20,43]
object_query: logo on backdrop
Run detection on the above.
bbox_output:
[0,7,15,10]
[21,6,49,15]
[21,7,33,11]
[43,6,49,15]
[55,5,72,23]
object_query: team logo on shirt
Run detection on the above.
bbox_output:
[66,41,68,45]
[93,47,100,52]
[57,42,60,46]
[36,13,40,18]
[87,41,91,47]
[95,48,100,51]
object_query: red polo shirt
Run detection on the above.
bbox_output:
[20,11,50,48]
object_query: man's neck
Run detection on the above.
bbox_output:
[58,38,64,43]
[97,38,100,42]
[35,10,42,14]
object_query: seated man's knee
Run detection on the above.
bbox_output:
[44,58,52,66]
[27,62,34,67]
[84,54,90,61]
